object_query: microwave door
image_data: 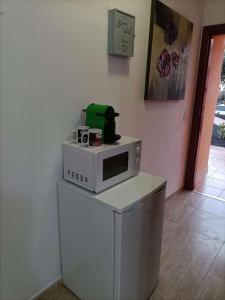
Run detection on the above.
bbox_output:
[95,145,137,193]
[103,152,129,181]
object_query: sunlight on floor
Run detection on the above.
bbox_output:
[195,146,225,201]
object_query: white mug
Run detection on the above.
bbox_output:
[77,126,89,146]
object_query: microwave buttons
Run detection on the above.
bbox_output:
[67,169,70,175]
[70,172,86,183]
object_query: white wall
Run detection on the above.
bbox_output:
[203,0,225,26]
[0,1,203,299]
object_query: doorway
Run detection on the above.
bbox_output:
[185,24,225,198]
[194,36,225,200]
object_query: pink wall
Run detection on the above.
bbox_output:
[116,0,204,196]
[196,35,225,184]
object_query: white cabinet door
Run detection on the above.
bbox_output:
[58,183,114,300]
[114,187,165,300]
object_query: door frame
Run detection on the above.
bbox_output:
[184,23,225,190]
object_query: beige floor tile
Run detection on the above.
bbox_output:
[193,273,225,300]
[197,196,225,218]
[217,169,225,175]
[210,155,225,162]
[162,219,179,233]
[181,209,225,241]
[37,284,79,300]
[211,171,225,181]
[209,149,225,157]
[207,164,220,172]
[181,230,223,269]
[196,145,225,199]
[209,155,223,162]
[158,254,208,300]
[167,191,205,207]
[216,164,225,171]
[164,192,204,224]
[207,165,219,172]
[204,177,225,189]
[162,224,223,270]
[209,158,225,166]
[185,191,206,207]
[149,288,165,300]
[161,219,179,251]
[160,249,180,274]
[164,200,194,224]
[208,164,221,169]
[219,190,225,200]
[195,184,224,198]
[196,171,216,186]
[210,243,225,281]
[161,224,188,255]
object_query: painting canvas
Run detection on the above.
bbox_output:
[144,0,193,100]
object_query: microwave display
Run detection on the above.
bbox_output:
[103,152,129,181]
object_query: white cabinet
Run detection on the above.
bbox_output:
[58,172,166,300]
[58,185,114,300]
[114,188,165,300]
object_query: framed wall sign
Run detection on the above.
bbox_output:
[108,9,135,57]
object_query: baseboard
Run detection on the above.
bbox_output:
[166,186,184,201]
[28,275,62,300]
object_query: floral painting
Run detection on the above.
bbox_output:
[144,0,193,100]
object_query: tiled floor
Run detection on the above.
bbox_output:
[152,191,225,300]
[38,191,225,300]
[195,146,225,201]
[37,281,77,300]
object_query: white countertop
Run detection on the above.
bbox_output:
[58,172,166,213]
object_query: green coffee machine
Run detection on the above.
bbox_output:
[85,103,121,144]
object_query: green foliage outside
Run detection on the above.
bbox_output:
[218,123,225,139]
[221,54,225,85]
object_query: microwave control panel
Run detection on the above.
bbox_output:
[63,144,94,191]
[65,169,89,184]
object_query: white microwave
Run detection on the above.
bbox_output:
[62,136,141,193]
